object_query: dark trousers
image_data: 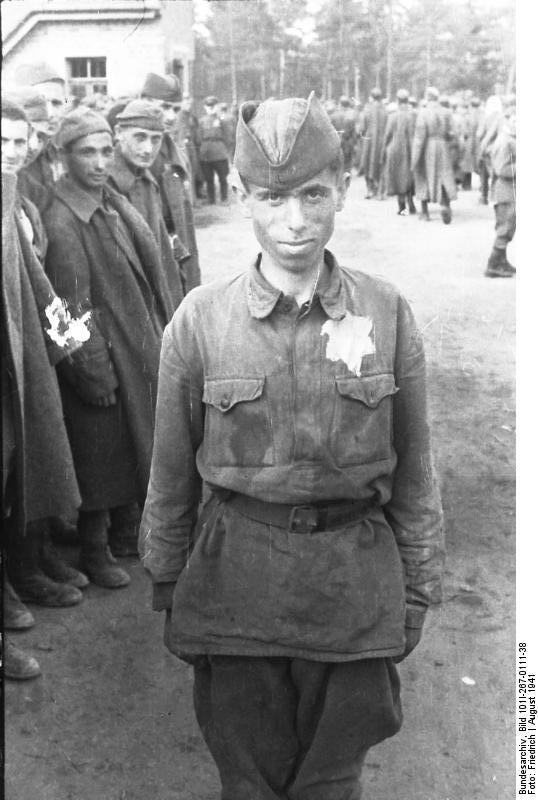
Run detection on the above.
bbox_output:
[193,655,402,800]
[494,201,516,250]
[201,159,229,203]
[479,161,489,203]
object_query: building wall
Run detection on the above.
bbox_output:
[2,1,194,98]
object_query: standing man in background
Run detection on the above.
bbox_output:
[484,108,516,278]
[412,86,457,224]
[141,72,201,295]
[359,87,387,199]
[198,95,231,205]
[383,89,416,216]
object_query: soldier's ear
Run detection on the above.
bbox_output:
[336,172,351,212]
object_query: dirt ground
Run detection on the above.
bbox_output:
[4,176,516,800]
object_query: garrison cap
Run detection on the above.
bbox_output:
[58,109,112,148]
[14,62,65,87]
[141,73,182,102]
[1,96,28,122]
[396,88,409,102]
[116,99,164,131]
[234,91,342,191]
[5,87,47,122]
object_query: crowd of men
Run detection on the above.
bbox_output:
[1,65,515,681]
[326,86,516,277]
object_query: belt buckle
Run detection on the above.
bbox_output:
[288,505,318,534]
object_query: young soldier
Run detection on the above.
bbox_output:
[14,62,67,212]
[43,109,174,587]
[109,99,185,310]
[484,108,516,278]
[141,72,201,295]
[140,93,444,799]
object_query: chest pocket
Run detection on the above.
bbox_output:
[331,374,398,466]
[202,377,274,467]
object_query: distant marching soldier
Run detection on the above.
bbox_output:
[359,87,388,198]
[383,89,417,215]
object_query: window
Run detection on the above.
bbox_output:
[66,57,107,97]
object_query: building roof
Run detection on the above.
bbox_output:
[2,1,162,57]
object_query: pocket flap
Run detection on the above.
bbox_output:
[203,377,265,413]
[335,374,398,408]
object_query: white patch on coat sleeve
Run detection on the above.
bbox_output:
[321,312,375,376]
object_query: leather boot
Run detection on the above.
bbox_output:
[485,247,514,278]
[79,510,131,588]
[108,503,141,558]
[3,574,35,630]
[419,201,430,221]
[40,529,89,589]
[407,195,417,215]
[9,521,83,607]
[441,204,452,225]
[49,515,80,547]
[397,196,407,215]
[3,640,41,680]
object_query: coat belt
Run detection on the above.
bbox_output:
[224,492,376,534]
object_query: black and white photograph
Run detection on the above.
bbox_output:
[1,0,521,798]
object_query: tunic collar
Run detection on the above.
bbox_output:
[54,176,118,223]
[247,249,347,321]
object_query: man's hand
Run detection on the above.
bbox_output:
[88,391,117,407]
[393,626,423,664]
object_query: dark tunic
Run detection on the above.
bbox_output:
[43,177,173,510]
[2,173,80,530]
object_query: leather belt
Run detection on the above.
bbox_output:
[225,493,375,534]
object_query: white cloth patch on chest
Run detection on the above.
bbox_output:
[321,312,375,377]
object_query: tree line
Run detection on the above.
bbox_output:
[192,0,515,105]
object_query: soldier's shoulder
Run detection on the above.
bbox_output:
[169,271,248,323]
[340,264,403,302]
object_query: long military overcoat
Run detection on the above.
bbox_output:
[151,135,201,295]
[411,104,457,203]
[2,173,81,531]
[383,106,415,196]
[43,177,172,509]
[359,101,388,183]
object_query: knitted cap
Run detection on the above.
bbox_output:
[141,73,182,102]
[14,62,65,87]
[234,91,342,190]
[116,99,164,131]
[58,109,112,147]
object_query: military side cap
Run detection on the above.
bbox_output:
[234,91,342,190]
[116,99,164,131]
[1,96,29,122]
[141,73,182,102]
[7,86,48,122]
[58,109,112,147]
[14,62,64,86]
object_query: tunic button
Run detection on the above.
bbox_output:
[220,395,230,410]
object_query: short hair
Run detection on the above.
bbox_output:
[1,97,29,124]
